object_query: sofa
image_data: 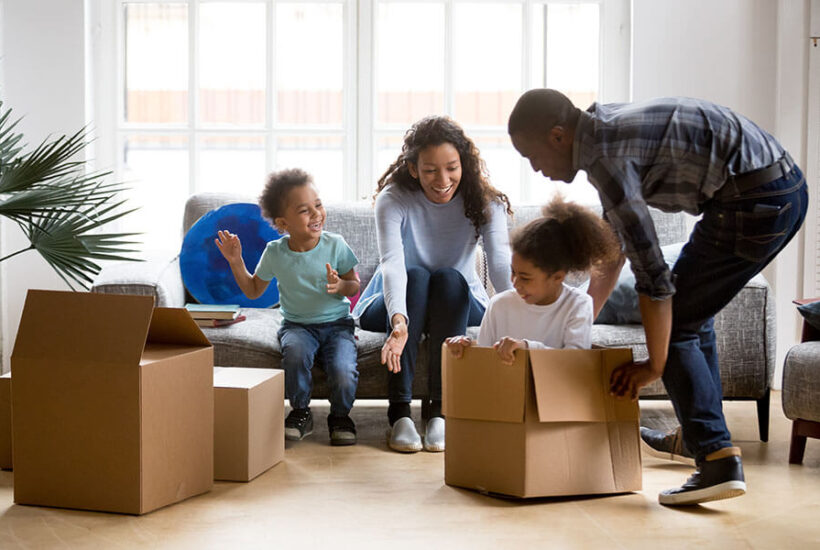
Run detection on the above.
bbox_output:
[91,192,775,440]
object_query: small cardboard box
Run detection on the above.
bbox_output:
[443,346,641,498]
[11,290,215,515]
[0,372,11,470]
[213,367,284,482]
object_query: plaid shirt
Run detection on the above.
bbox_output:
[572,97,785,299]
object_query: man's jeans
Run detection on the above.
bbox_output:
[278,317,358,416]
[666,166,808,461]
[358,266,484,405]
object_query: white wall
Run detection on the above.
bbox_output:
[632,0,811,389]
[0,0,87,372]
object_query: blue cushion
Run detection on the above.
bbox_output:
[594,243,684,325]
[180,203,282,308]
[797,300,820,332]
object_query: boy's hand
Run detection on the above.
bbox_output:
[215,230,242,264]
[445,335,473,358]
[326,263,341,294]
[493,337,526,365]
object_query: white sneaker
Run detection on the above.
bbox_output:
[388,417,422,453]
[423,417,445,452]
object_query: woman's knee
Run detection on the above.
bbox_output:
[406,265,432,289]
[430,267,469,299]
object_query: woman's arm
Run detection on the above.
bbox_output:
[479,200,513,293]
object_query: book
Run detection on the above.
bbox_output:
[195,315,247,328]
[185,303,240,320]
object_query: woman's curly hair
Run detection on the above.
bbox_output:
[374,116,512,237]
[511,196,621,275]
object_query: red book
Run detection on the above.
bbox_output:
[195,315,247,328]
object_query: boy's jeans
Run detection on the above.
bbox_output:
[278,317,358,417]
[665,165,808,461]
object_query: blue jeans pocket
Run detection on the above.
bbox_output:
[734,202,793,262]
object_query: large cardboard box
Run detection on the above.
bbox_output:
[443,346,642,498]
[11,290,215,515]
[213,367,284,482]
[0,372,11,470]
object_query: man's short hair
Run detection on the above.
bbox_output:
[508,89,581,137]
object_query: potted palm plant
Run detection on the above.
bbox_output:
[0,102,139,289]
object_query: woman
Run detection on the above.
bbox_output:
[353,115,513,453]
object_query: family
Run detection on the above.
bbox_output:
[214,88,808,507]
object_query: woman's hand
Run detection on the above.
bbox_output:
[215,230,242,264]
[445,335,473,358]
[493,337,526,365]
[381,314,409,373]
[609,359,663,401]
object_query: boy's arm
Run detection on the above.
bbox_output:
[215,230,270,299]
[326,265,360,297]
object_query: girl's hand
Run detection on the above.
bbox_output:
[381,316,409,373]
[445,335,473,358]
[215,230,242,264]
[493,337,526,365]
[326,263,341,294]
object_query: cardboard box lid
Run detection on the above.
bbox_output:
[529,348,638,423]
[214,367,281,390]
[442,346,528,423]
[12,290,210,366]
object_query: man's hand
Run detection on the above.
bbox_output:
[326,263,341,294]
[609,359,664,401]
[381,315,409,373]
[215,230,242,264]
[445,335,473,358]
[493,337,526,365]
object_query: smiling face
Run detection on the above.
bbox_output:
[408,142,463,204]
[510,252,565,306]
[274,183,325,250]
[510,128,576,183]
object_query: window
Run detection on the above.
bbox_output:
[91,0,629,253]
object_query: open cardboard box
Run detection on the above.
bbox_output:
[11,290,214,514]
[443,346,642,498]
[0,372,10,470]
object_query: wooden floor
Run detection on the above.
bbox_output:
[0,392,818,549]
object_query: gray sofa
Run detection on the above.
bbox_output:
[91,192,775,440]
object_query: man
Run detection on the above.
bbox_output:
[508,89,807,506]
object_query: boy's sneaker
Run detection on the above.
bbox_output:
[285,408,313,441]
[640,426,696,466]
[328,414,357,446]
[658,447,746,506]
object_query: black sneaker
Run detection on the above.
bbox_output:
[327,414,357,446]
[285,408,313,441]
[658,450,746,506]
[640,426,695,466]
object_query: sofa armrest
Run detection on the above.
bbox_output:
[91,255,186,308]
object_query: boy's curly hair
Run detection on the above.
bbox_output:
[511,196,621,275]
[258,168,313,221]
[374,115,512,237]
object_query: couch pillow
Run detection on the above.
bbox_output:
[595,242,684,325]
[797,300,820,332]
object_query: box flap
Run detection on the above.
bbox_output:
[147,308,212,348]
[12,290,153,365]
[530,348,636,423]
[214,367,281,390]
[442,345,527,423]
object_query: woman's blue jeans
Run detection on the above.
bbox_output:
[359,266,485,405]
[278,317,358,416]
[667,166,807,461]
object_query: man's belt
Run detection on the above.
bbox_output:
[717,152,795,198]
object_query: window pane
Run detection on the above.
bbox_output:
[544,3,599,108]
[473,135,522,204]
[530,170,599,207]
[276,3,344,126]
[275,136,345,203]
[124,3,188,124]
[122,135,190,251]
[199,136,266,196]
[199,3,266,126]
[453,3,522,126]
[374,135,404,195]
[375,2,445,125]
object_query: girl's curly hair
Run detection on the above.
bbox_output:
[374,116,512,237]
[511,196,621,275]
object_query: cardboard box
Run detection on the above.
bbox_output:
[443,346,642,498]
[11,290,215,515]
[0,372,11,470]
[214,367,284,482]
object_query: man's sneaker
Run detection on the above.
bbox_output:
[285,408,313,441]
[328,414,357,446]
[640,426,695,466]
[659,447,746,506]
[388,417,422,453]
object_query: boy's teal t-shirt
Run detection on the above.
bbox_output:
[254,231,358,324]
